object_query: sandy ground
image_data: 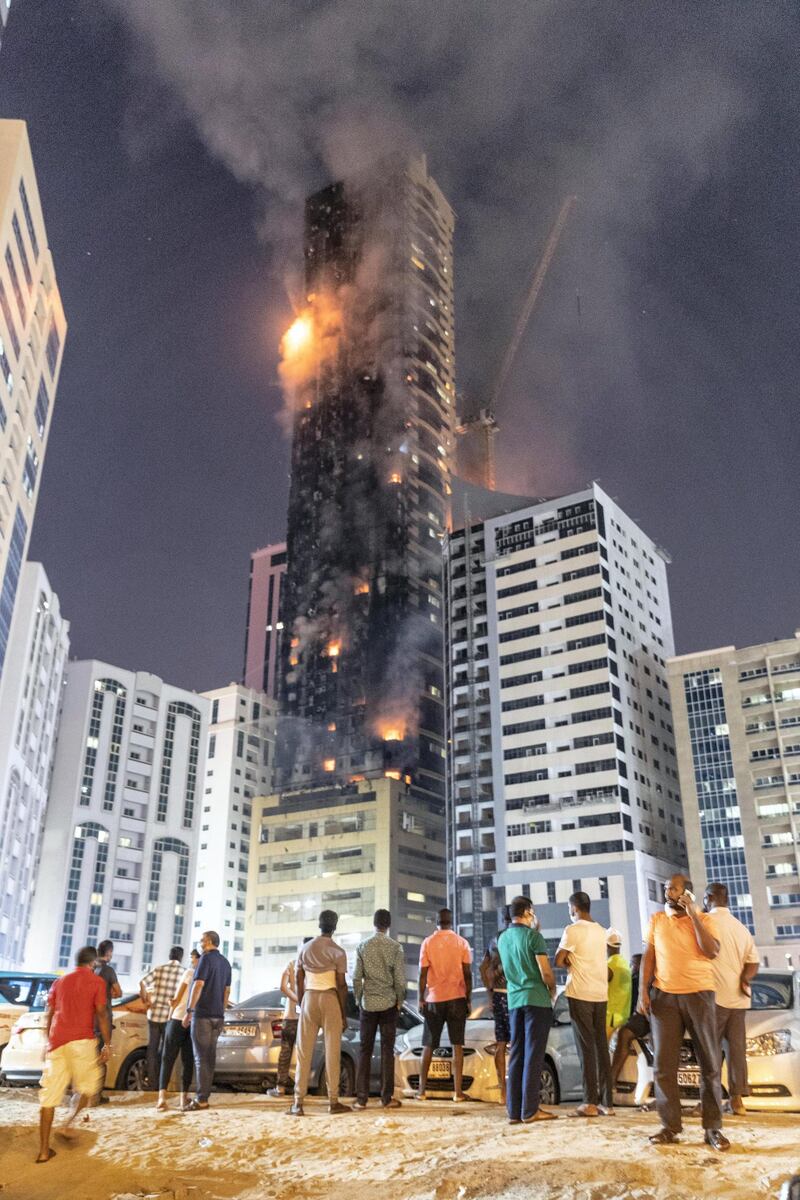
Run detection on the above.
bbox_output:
[0,1089,798,1200]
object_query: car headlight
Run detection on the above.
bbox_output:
[745,1029,793,1056]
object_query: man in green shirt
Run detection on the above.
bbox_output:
[497,896,557,1124]
[353,908,406,1110]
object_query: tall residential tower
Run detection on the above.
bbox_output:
[444,484,686,958]
[668,632,800,965]
[277,155,455,806]
[0,121,66,682]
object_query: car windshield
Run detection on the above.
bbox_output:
[750,975,793,1010]
[236,990,284,1010]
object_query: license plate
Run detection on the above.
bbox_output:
[429,1060,452,1079]
[226,1024,258,1037]
[678,1070,700,1088]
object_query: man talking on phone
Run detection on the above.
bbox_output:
[639,874,727,1151]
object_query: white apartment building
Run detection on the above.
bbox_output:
[445,484,686,958]
[669,631,800,966]
[26,661,209,986]
[0,122,66,683]
[0,562,69,967]
[192,683,276,994]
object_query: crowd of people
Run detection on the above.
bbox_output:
[33,871,760,1163]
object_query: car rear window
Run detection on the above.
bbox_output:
[237,990,283,1010]
[750,976,793,1010]
[0,976,54,1008]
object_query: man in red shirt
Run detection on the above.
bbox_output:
[37,945,111,1163]
[416,909,472,1101]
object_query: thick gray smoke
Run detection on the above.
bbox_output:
[105,0,789,499]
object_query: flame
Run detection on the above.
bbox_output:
[323,758,336,771]
[283,315,313,357]
[326,641,341,657]
[384,769,402,781]
[290,636,300,648]
[378,720,405,742]
[354,582,370,595]
[388,472,402,485]
[327,721,336,732]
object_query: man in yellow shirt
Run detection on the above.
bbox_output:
[639,874,727,1151]
[606,930,632,1038]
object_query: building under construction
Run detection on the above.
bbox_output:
[276,155,455,811]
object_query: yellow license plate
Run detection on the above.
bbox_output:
[429,1060,451,1079]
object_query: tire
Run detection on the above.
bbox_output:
[116,1050,148,1092]
[540,1058,560,1107]
[318,1054,356,1099]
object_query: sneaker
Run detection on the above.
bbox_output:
[287,1103,305,1116]
[354,1100,368,1110]
[267,1087,286,1099]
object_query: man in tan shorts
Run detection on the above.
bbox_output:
[38,945,111,1163]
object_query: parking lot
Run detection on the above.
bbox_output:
[1,1087,799,1200]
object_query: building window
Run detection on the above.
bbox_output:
[45,317,60,377]
[0,277,20,357]
[0,507,28,680]
[11,214,32,288]
[157,701,202,827]
[79,678,126,809]
[208,734,216,760]
[34,378,49,436]
[141,836,190,971]
[58,823,110,967]
[19,180,39,259]
[5,247,26,324]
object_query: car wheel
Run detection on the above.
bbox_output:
[117,1050,148,1092]
[318,1054,355,1099]
[540,1058,560,1107]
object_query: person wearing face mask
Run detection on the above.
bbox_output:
[555,892,613,1117]
[639,873,727,1151]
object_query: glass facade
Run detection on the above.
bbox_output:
[684,669,754,930]
[0,507,27,680]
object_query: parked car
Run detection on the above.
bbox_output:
[395,987,583,1104]
[0,972,59,1076]
[214,987,422,1096]
[614,970,800,1111]
[0,991,149,1091]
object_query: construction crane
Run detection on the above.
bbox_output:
[455,195,576,491]
[490,193,577,412]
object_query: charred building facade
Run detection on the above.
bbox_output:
[277,156,455,808]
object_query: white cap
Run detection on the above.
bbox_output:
[607,928,622,947]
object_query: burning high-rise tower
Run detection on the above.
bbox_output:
[277,155,456,805]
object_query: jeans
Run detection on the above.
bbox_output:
[651,988,722,1132]
[159,1018,194,1093]
[277,1019,298,1088]
[146,1020,167,1092]
[357,1006,397,1105]
[191,1015,224,1103]
[507,1004,553,1121]
[568,997,613,1107]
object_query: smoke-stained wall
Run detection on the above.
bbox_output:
[276,156,455,806]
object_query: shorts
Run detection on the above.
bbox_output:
[623,1011,651,1041]
[492,991,510,1043]
[423,998,468,1048]
[40,1039,102,1108]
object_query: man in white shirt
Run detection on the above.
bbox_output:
[703,882,760,1115]
[555,891,613,1117]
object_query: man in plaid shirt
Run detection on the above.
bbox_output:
[140,946,185,1091]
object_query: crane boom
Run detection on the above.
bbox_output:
[490,194,576,411]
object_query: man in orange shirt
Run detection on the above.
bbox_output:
[639,874,727,1151]
[416,908,472,1102]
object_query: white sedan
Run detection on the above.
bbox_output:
[614,970,800,1111]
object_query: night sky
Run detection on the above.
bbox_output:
[1,1,797,693]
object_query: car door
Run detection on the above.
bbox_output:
[550,991,583,1100]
